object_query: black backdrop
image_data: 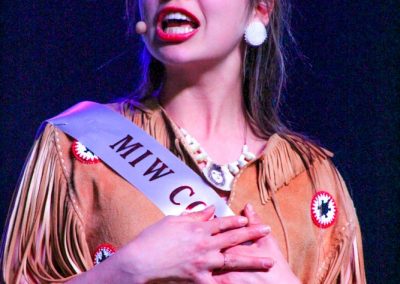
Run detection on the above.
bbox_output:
[1,1,399,283]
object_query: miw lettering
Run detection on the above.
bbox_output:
[109,134,144,158]
[109,135,206,212]
[110,135,175,182]
[144,158,175,181]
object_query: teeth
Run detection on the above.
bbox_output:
[164,12,192,22]
[165,26,194,34]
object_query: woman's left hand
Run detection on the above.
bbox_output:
[213,204,301,284]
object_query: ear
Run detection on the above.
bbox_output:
[252,1,273,25]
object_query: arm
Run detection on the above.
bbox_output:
[308,158,366,284]
[1,125,92,283]
[326,164,366,284]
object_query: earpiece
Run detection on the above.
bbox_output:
[135,21,147,35]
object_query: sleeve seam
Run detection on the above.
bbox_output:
[51,126,86,227]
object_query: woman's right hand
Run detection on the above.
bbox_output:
[69,206,273,284]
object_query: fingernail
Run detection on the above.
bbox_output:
[263,259,275,268]
[204,205,215,211]
[259,226,271,234]
[238,217,248,225]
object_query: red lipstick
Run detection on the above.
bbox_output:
[156,7,200,43]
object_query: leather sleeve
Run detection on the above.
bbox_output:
[1,124,92,283]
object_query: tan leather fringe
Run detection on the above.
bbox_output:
[314,160,366,283]
[2,126,92,283]
[256,135,365,283]
[256,135,329,268]
[257,134,332,204]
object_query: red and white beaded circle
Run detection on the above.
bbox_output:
[311,191,337,228]
[93,243,116,265]
[72,141,100,164]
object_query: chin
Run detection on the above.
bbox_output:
[152,46,206,66]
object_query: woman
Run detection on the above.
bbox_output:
[1,0,366,283]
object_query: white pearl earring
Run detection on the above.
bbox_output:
[135,21,147,35]
[244,21,268,47]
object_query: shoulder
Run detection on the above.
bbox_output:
[39,98,173,168]
[260,132,335,192]
[264,133,359,227]
[40,99,156,144]
[107,98,163,119]
[265,133,333,163]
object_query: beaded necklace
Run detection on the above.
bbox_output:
[179,128,256,191]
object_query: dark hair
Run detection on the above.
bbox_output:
[125,0,295,139]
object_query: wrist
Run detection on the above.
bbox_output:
[114,242,151,284]
[66,252,149,284]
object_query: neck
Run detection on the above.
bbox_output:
[159,51,246,142]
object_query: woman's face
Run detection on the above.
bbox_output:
[139,0,254,68]
[210,169,224,184]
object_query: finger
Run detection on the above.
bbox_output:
[181,205,216,222]
[206,215,248,235]
[244,204,273,246]
[195,273,218,284]
[244,203,263,225]
[222,253,274,271]
[212,225,271,249]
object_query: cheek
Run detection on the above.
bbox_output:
[140,0,156,26]
[201,0,250,44]
[138,0,159,54]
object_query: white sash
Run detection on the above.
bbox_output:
[46,101,234,217]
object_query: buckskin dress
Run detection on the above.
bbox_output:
[2,99,366,283]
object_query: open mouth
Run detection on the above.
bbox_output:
[157,7,200,42]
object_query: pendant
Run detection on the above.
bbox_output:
[202,162,234,192]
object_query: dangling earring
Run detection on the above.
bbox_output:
[244,21,268,47]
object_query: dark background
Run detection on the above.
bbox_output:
[1,1,399,283]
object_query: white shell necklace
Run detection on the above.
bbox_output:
[179,128,256,191]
